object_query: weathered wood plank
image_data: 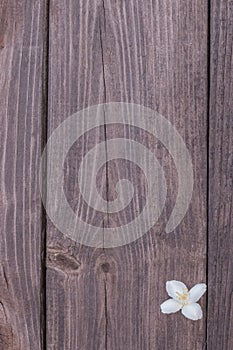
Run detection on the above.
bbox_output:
[100,1,208,349]
[0,0,47,349]
[208,0,233,348]
[47,1,107,349]
[47,0,208,349]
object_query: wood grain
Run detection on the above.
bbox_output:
[47,1,208,349]
[99,1,207,349]
[208,0,233,349]
[47,1,107,349]
[0,0,47,349]
[2,0,233,349]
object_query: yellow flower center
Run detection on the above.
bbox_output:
[176,290,189,305]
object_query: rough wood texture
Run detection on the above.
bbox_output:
[47,1,207,349]
[2,0,233,349]
[46,1,107,349]
[0,1,46,349]
[208,0,233,349]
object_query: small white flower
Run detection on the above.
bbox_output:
[160,280,207,320]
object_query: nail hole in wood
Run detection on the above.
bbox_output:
[101,263,110,273]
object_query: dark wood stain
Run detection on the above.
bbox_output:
[0,0,232,349]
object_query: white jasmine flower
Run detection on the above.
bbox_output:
[160,280,207,320]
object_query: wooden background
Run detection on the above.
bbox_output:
[0,0,232,349]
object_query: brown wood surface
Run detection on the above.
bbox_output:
[208,0,233,349]
[46,1,107,349]
[0,1,47,349]
[47,1,207,349]
[0,0,232,349]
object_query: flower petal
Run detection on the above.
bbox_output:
[160,299,183,314]
[189,283,207,303]
[181,303,203,320]
[166,280,188,301]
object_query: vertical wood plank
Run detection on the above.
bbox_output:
[100,1,208,349]
[47,1,107,349]
[0,0,46,349]
[47,0,208,349]
[208,0,233,348]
